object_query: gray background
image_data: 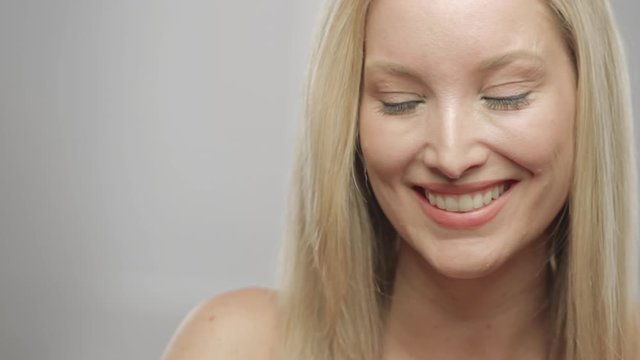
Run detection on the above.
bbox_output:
[0,1,636,359]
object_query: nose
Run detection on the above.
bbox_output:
[421,103,489,180]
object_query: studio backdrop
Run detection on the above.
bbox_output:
[0,1,637,359]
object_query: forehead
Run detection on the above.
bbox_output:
[365,0,560,74]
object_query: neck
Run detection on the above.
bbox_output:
[384,241,550,360]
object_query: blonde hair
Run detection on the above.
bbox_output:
[279,0,638,359]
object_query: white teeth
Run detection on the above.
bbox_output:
[436,196,446,209]
[459,194,473,212]
[445,196,459,211]
[483,190,492,205]
[425,183,509,213]
[472,193,484,209]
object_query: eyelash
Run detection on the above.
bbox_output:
[378,100,424,115]
[482,92,532,111]
[377,92,532,115]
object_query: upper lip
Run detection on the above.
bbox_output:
[417,179,515,195]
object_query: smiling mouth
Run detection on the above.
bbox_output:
[415,181,515,213]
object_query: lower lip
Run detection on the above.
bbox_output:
[416,184,515,229]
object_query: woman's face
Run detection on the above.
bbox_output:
[359,0,576,279]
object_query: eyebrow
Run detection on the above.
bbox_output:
[364,50,546,79]
[364,61,423,80]
[479,50,546,72]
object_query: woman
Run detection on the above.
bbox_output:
[163,0,638,359]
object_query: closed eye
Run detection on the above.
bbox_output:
[482,92,531,111]
[378,100,424,115]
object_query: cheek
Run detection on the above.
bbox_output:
[492,91,575,179]
[359,113,425,235]
[491,95,575,238]
[359,115,424,183]
[497,121,573,177]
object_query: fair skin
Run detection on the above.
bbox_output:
[163,0,576,359]
[361,0,574,359]
[162,288,279,360]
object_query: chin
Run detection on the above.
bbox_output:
[415,236,513,280]
[429,254,505,280]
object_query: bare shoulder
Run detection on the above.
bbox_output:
[162,287,280,360]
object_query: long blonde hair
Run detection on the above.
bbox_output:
[279,0,638,359]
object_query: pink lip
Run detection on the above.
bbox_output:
[415,181,516,229]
